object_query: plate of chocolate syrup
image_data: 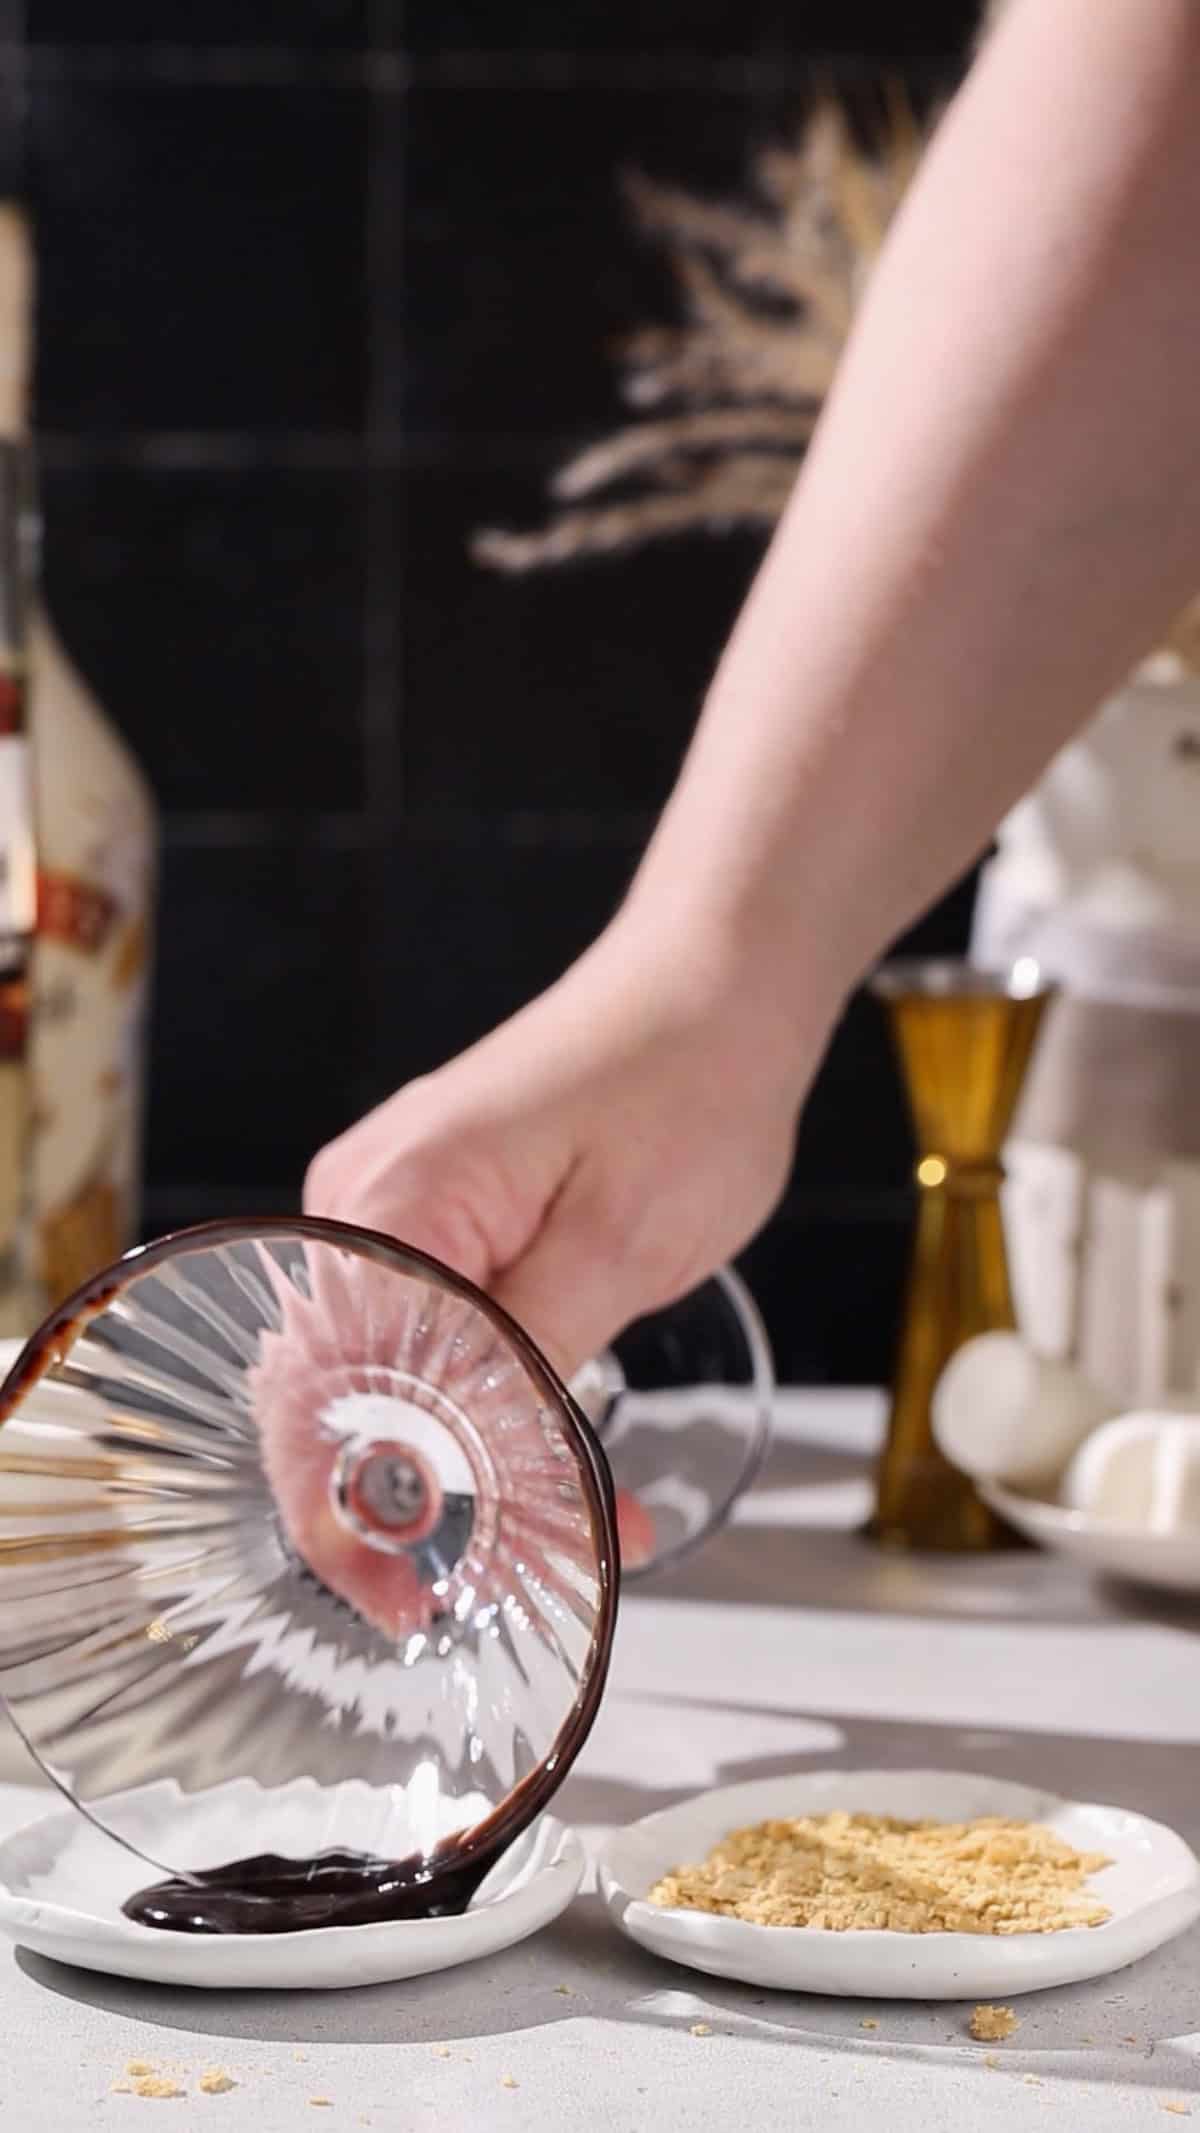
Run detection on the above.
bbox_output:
[0,1221,619,1987]
[0,1220,770,1987]
[0,1779,584,1989]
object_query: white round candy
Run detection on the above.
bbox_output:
[932,1332,1111,1491]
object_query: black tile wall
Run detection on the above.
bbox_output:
[404,82,799,441]
[41,467,368,812]
[401,463,759,814]
[738,1207,911,1387]
[374,828,643,1087]
[26,78,367,434]
[147,837,375,1190]
[28,1,367,45]
[17,4,987,1382]
[402,0,978,60]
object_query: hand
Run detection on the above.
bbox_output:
[304,914,822,1382]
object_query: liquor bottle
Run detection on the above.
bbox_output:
[0,437,36,1334]
[0,204,157,1324]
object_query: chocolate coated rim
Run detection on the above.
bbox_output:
[0,1215,621,1881]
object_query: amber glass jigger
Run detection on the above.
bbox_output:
[869,958,1053,1551]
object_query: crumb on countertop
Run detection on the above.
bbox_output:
[983,2054,1002,2071]
[132,2077,185,2100]
[309,2101,332,2111]
[126,2062,157,2078]
[970,2005,1019,2042]
[501,2074,519,2089]
[1161,2105,1191,2119]
[689,2023,713,2038]
[860,2018,879,2031]
[198,2070,237,2095]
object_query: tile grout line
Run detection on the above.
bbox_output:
[5,42,408,88]
[364,0,406,833]
[3,42,960,93]
[358,0,408,1101]
[36,430,597,471]
[159,808,658,849]
[5,0,28,198]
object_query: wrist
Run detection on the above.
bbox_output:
[601,871,847,1100]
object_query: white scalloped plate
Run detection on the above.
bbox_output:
[0,1780,584,1990]
[980,1480,1200,1595]
[598,1769,1200,1999]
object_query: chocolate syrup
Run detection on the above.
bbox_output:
[122,1844,495,1936]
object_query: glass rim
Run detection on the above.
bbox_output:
[0,1213,621,1880]
[619,1261,774,1585]
[870,955,1054,1003]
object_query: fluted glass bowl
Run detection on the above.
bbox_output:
[0,1219,618,1921]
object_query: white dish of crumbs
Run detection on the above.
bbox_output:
[598,1769,1200,1998]
[0,1782,584,1990]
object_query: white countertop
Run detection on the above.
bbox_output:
[0,1388,1198,2130]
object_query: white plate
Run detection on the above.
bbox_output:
[0,1780,584,1990]
[981,1480,1200,1595]
[598,1769,1200,1999]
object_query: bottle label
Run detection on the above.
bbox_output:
[37,868,119,957]
[23,617,155,1319]
[0,727,36,938]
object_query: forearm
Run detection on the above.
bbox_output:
[629,0,1200,1042]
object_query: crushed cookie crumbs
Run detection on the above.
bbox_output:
[860,2018,879,2031]
[126,2062,157,2078]
[198,2070,237,2095]
[501,2074,519,2089]
[647,1813,1111,1933]
[970,2005,1019,2042]
[689,2023,713,2037]
[132,2077,185,2099]
[1161,2107,1191,2119]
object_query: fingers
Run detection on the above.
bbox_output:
[614,1489,657,1570]
[491,1188,649,1383]
[305,1145,495,1293]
